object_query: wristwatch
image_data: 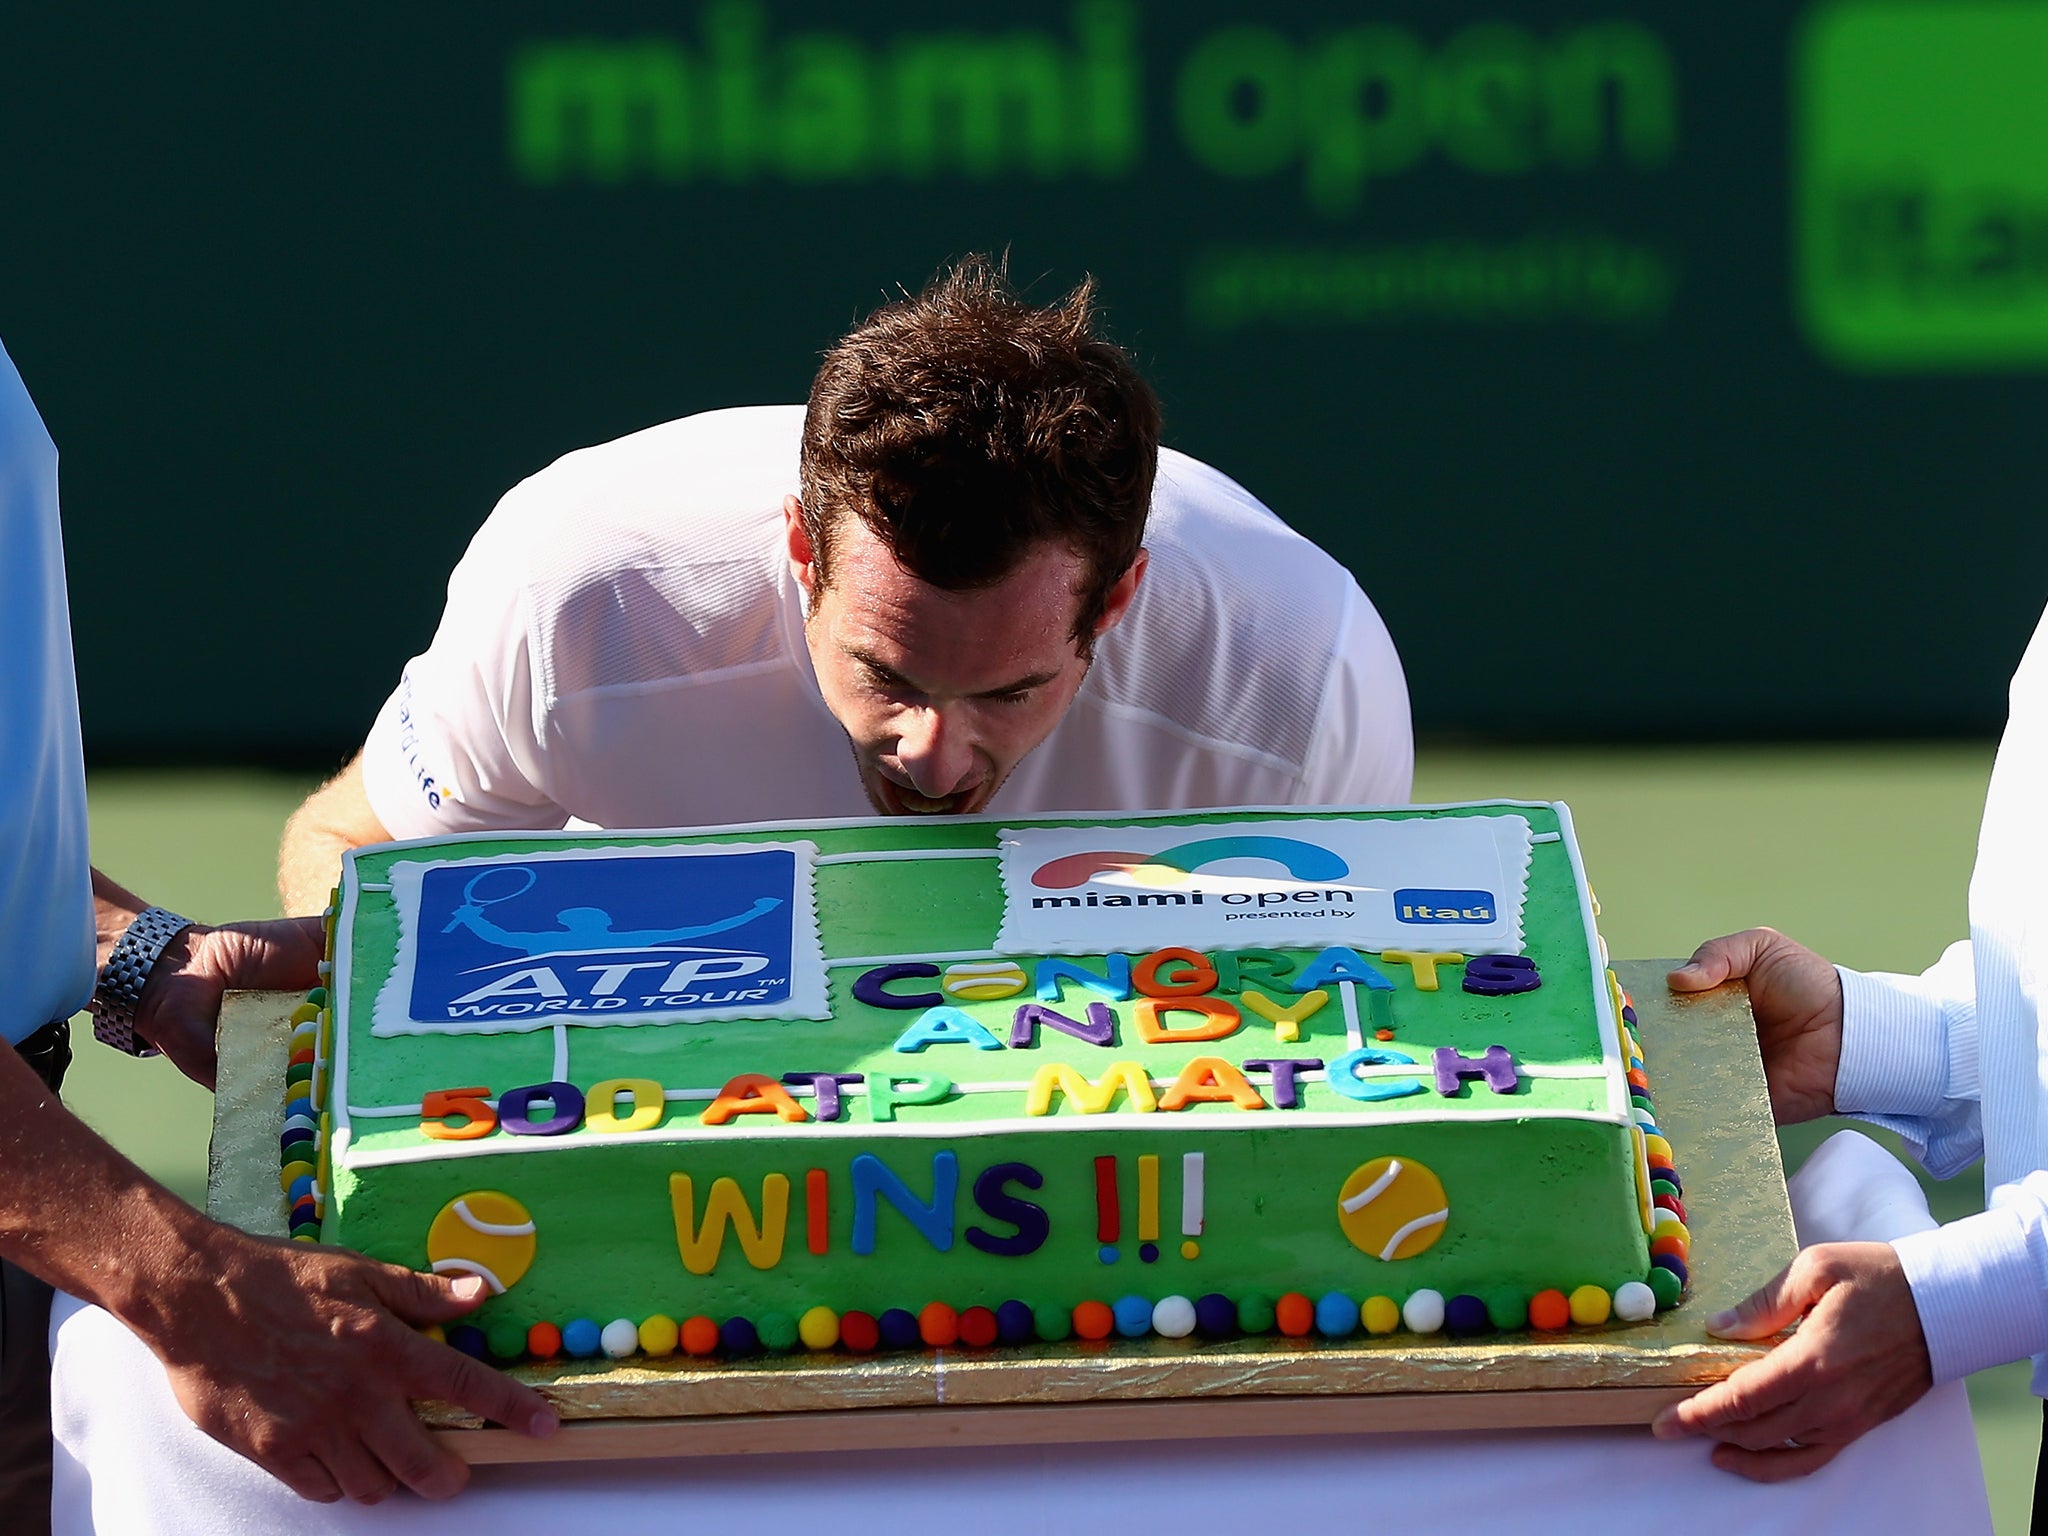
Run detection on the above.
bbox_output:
[90,906,195,1057]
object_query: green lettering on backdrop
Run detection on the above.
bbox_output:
[512,42,700,183]
[893,34,1068,178]
[1184,237,1674,330]
[28,1,2048,764]
[781,37,871,178]
[507,6,1671,211]
[1174,19,1671,213]
[510,0,1141,186]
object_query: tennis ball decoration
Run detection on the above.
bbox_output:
[1337,1156,1449,1262]
[941,961,1030,1002]
[426,1191,538,1295]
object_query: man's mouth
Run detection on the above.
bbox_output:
[875,771,984,816]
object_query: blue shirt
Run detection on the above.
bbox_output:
[0,339,95,1044]
[1836,598,2048,1393]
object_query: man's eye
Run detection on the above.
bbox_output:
[989,688,1034,706]
[870,676,924,705]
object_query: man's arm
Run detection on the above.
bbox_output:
[620,896,786,949]
[8,872,559,1499]
[446,903,536,951]
[278,753,391,916]
[0,1042,555,1503]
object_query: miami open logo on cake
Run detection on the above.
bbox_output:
[372,842,830,1035]
[996,816,1535,956]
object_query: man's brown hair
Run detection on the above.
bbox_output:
[799,256,1161,648]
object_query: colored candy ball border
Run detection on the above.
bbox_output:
[426,1264,1678,1370]
[1618,979,1693,1313]
[279,964,336,1242]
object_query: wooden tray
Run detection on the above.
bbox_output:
[210,960,1790,1459]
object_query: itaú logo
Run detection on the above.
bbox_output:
[1030,836,1349,890]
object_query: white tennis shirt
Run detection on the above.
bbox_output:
[361,406,1412,838]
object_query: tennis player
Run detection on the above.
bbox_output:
[278,258,1412,909]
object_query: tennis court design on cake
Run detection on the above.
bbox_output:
[279,802,1691,1361]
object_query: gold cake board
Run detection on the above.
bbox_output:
[209,960,1790,1461]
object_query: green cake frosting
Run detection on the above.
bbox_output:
[301,802,1675,1354]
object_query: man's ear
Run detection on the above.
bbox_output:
[1093,550,1148,641]
[784,496,819,602]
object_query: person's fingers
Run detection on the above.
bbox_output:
[1652,1245,1931,1484]
[130,972,223,1089]
[1703,1256,1822,1342]
[1667,946,1732,991]
[315,1438,399,1506]
[1687,1399,1818,1453]
[364,1260,490,1326]
[187,918,325,995]
[360,1397,472,1501]
[404,1330,559,1439]
[241,916,328,987]
[1709,1440,1844,1483]
[1653,1347,1807,1440]
[155,1011,220,1090]
[1668,929,1778,991]
[171,1049,219,1093]
[272,1454,344,1504]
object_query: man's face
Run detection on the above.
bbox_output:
[786,498,1142,817]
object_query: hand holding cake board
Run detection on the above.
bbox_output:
[279,803,1690,1368]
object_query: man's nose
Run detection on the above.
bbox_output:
[895,705,976,795]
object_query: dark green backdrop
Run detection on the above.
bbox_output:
[4,1,2045,760]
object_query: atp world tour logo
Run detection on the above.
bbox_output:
[374,843,830,1035]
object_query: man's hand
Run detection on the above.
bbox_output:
[1668,928,1844,1124]
[2,1041,559,1504]
[149,1224,558,1503]
[133,917,326,1089]
[1651,1242,1932,1480]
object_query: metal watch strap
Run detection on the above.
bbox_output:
[90,906,194,1057]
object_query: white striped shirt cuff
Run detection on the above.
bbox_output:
[1835,966,1959,1119]
[1894,1206,2048,1382]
